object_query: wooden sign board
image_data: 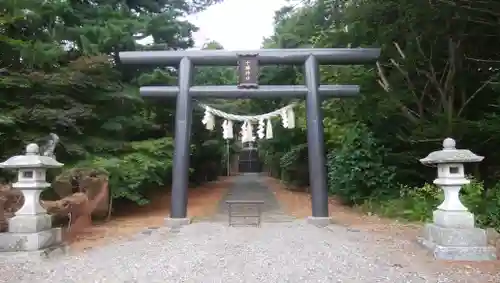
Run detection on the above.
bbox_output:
[237,54,259,88]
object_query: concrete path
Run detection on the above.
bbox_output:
[212,173,295,223]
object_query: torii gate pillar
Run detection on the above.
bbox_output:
[119,48,380,228]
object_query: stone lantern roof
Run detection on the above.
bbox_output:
[420,138,484,165]
[0,143,63,169]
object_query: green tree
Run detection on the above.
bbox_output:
[255,0,500,230]
[0,0,227,204]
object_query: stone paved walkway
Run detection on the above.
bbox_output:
[212,173,295,223]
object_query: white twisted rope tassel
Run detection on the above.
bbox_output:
[199,103,296,122]
[199,103,296,140]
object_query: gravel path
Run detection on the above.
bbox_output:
[1,220,497,283]
[1,175,497,283]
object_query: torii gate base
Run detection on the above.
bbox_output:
[119,48,380,228]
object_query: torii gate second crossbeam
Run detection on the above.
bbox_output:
[119,48,380,228]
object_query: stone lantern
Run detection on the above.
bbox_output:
[0,143,65,257]
[418,138,496,260]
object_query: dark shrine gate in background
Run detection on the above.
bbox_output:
[238,142,261,173]
[118,48,380,226]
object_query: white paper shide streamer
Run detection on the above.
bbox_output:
[257,119,265,139]
[280,108,289,128]
[286,107,295,129]
[240,120,254,143]
[201,106,215,130]
[265,119,273,139]
[199,103,296,142]
[246,121,255,142]
[222,120,233,139]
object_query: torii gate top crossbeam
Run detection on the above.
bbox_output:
[118,48,380,66]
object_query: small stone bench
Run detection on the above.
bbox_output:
[226,200,264,227]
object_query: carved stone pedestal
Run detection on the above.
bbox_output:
[417,210,496,261]
[0,214,67,261]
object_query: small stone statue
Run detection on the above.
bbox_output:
[40,133,60,158]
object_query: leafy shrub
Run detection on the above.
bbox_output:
[362,183,441,221]
[326,123,396,204]
[71,137,174,205]
[190,139,225,184]
[463,180,500,230]
[279,143,309,186]
[362,179,500,231]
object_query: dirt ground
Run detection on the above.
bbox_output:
[69,177,231,252]
[264,177,422,237]
[264,177,500,276]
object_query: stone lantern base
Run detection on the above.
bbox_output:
[417,209,497,261]
[0,214,68,261]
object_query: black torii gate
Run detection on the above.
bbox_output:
[119,48,380,227]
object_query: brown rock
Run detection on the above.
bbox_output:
[486,227,500,246]
[493,238,500,259]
